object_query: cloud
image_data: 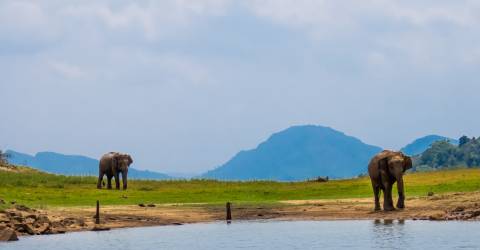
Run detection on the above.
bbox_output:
[57,0,232,41]
[244,0,480,69]
[49,61,86,79]
[2,0,480,173]
[245,0,480,30]
[0,1,58,52]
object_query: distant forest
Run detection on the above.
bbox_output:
[0,150,8,165]
[415,136,480,170]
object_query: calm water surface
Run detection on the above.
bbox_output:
[3,220,480,250]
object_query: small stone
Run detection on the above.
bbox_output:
[91,225,110,231]
[0,214,10,223]
[15,204,32,212]
[453,206,465,212]
[0,226,18,241]
[12,216,25,223]
[427,192,434,196]
[36,215,50,224]
[428,213,445,221]
[7,211,20,217]
[138,203,146,207]
[15,223,36,235]
[25,214,37,220]
[34,223,50,235]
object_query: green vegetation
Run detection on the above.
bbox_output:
[1,165,479,208]
[417,136,480,169]
[0,150,9,165]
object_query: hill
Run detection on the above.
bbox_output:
[6,150,171,180]
[401,135,458,156]
[202,125,382,181]
[415,136,480,170]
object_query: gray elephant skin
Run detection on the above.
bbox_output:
[368,150,412,211]
[97,152,133,190]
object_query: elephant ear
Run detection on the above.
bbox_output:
[127,155,133,166]
[378,157,389,172]
[403,156,413,172]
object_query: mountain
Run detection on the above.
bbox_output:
[6,150,171,180]
[202,125,383,181]
[401,135,458,156]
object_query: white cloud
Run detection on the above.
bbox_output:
[245,0,480,29]
[58,0,232,41]
[2,0,480,173]
[49,61,86,79]
[244,0,480,68]
[0,1,58,45]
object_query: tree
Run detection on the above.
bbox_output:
[0,150,10,165]
[459,135,470,147]
[419,141,458,168]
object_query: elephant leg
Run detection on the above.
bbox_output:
[396,178,405,209]
[115,173,120,190]
[97,172,104,189]
[382,181,395,211]
[121,172,128,190]
[107,176,112,189]
[372,184,381,211]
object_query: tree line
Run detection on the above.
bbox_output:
[416,136,480,169]
[0,150,10,165]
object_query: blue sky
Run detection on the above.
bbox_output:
[1,0,480,174]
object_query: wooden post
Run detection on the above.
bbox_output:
[226,202,232,222]
[95,200,100,224]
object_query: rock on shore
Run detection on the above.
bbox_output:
[0,204,88,240]
[445,204,480,220]
[0,225,18,241]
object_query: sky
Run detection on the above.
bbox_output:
[1,0,480,174]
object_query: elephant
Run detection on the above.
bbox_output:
[368,150,412,211]
[97,152,133,190]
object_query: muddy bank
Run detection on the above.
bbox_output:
[1,191,480,240]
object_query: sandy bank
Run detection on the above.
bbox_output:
[1,191,480,240]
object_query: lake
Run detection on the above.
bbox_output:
[2,220,480,250]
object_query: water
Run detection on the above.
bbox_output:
[2,220,480,250]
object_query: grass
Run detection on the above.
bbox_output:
[0,166,479,208]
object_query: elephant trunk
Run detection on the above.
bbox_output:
[122,171,128,190]
[396,176,405,208]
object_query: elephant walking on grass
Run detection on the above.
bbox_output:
[368,150,412,211]
[97,152,133,190]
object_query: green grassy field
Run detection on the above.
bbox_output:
[0,166,479,208]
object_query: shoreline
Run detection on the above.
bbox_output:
[2,191,480,240]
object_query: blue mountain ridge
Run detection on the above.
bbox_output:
[400,135,458,156]
[202,125,383,181]
[6,150,171,180]
[5,128,456,181]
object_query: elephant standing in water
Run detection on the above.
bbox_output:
[368,150,412,211]
[97,152,133,190]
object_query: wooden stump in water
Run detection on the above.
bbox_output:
[95,200,100,224]
[226,202,232,222]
